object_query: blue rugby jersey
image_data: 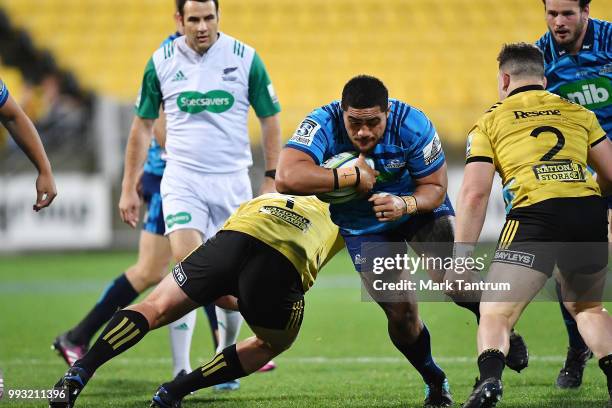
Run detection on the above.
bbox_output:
[536,18,612,137]
[286,99,451,235]
[0,79,9,107]
[142,32,182,176]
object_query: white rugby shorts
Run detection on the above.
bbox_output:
[160,163,252,238]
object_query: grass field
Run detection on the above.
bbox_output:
[0,250,610,407]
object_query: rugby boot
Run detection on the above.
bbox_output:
[505,330,529,373]
[463,377,503,408]
[556,346,592,389]
[48,366,90,408]
[150,386,182,408]
[424,377,453,407]
[52,333,88,367]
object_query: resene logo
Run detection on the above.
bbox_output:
[165,212,192,228]
[178,90,234,114]
[558,78,611,109]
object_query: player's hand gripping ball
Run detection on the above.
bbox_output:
[316,151,375,204]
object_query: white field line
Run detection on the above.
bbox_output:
[2,355,565,366]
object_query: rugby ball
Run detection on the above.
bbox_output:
[316,152,375,204]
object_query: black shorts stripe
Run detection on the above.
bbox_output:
[493,197,608,276]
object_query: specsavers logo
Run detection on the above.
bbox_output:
[178,90,234,114]
[166,212,192,228]
[559,78,611,110]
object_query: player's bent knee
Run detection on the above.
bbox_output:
[480,302,520,324]
[251,325,298,354]
[215,295,239,311]
[381,302,419,326]
[264,335,296,353]
[568,301,605,316]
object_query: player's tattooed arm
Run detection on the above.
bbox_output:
[276,148,337,194]
[277,148,378,195]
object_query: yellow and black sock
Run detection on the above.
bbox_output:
[75,309,149,374]
[164,344,247,398]
[68,273,139,345]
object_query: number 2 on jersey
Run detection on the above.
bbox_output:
[530,126,565,161]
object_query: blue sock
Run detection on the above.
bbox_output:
[203,303,219,348]
[392,324,446,384]
[556,282,588,351]
[68,273,139,345]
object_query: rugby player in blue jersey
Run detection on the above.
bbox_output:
[277,75,527,407]
[535,0,611,389]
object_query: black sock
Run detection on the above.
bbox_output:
[74,309,149,375]
[391,324,446,385]
[599,354,612,396]
[455,301,480,323]
[477,349,505,381]
[555,281,588,351]
[164,344,247,398]
[68,273,139,345]
[203,303,219,349]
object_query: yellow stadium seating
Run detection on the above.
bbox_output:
[1,0,610,146]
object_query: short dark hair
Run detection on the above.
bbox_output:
[176,0,219,15]
[541,0,591,9]
[341,75,389,112]
[497,42,545,79]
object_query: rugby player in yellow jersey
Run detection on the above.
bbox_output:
[455,43,612,408]
[49,194,343,408]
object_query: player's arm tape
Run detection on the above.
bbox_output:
[400,195,418,215]
[333,167,360,190]
[264,169,276,179]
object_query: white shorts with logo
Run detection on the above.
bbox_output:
[160,163,253,238]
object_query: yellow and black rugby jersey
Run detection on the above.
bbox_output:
[222,193,344,292]
[466,85,606,211]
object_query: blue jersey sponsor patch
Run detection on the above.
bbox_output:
[536,19,612,136]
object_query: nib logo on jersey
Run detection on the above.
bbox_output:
[178,90,234,114]
[559,78,611,109]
